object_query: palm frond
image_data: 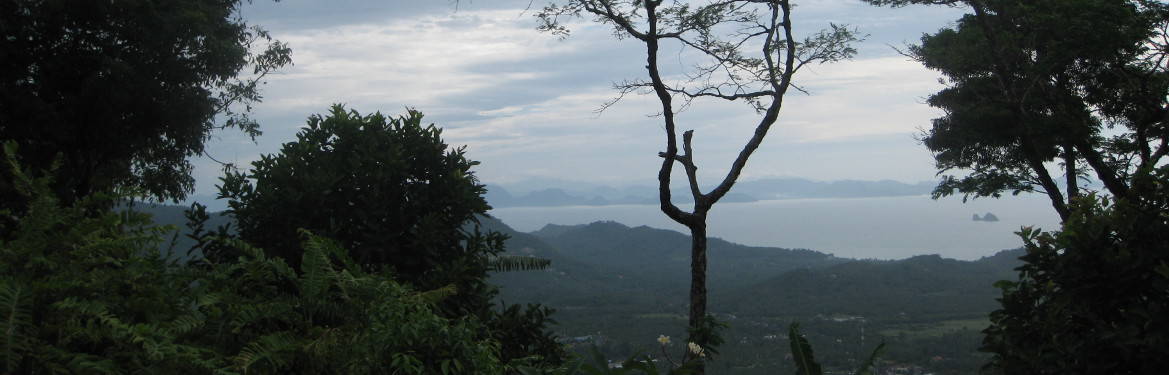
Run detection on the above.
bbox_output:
[789,323,823,375]
[853,342,886,375]
[488,255,551,272]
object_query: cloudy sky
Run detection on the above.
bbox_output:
[189,0,970,202]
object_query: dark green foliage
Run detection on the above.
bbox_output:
[218,105,565,366]
[982,171,1169,374]
[0,0,291,206]
[179,202,237,264]
[685,315,726,361]
[0,142,221,373]
[190,232,506,374]
[0,144,510,373]
[493,304,563,366]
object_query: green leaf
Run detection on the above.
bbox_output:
[789,323,822,375]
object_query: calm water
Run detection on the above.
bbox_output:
[490,195,1062,260]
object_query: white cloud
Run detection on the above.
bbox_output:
[256,9,580,113]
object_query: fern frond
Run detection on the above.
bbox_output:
[415,284,458,305]
[488,255,551,272]
[233,331,298,373]
[166,315,205,337]
[228,302,296,334]
[0,281,32,373]
[299,233,339,300]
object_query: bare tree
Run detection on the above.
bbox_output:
[537,0,858,371]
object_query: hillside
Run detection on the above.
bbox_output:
[530,221,842,291]
[489,219,845,314]
[126,202,233,261]
[723,252,1021,321]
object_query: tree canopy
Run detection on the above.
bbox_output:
[0,0,291,207]
[870,0,1169,220]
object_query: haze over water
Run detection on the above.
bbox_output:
[491,195,1062,260]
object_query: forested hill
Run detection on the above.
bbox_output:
[486,217,845,311]
[530,221,841,290]
[722,252,1021,321]
[486,216,1021,320]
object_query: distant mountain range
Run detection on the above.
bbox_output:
[485,177,935,208]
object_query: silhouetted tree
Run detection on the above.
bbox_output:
[537,1,859,372]
[866,0,1169,221]
[867,2,1169,373]
[219,105,497,311]
[0,0,291,207]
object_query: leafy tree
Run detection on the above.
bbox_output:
[536,1,859,372]
[0,0,291,207]
[217,105,565,366]
[219,105,499,314]
[865,0,1169,221]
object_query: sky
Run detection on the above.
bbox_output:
[188,0,971,204]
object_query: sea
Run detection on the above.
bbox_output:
[489,194,1062,261]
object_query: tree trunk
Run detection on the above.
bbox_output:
[684,221,709,373]
[1065,143,1079,202]
[1073,139,1129,198]
[1019,136,1070,221]
[687,222,708,338]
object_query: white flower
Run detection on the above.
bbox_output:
[688,342,706,357]
[657,335,670,345]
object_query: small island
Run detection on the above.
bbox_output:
[973,212,1000,222]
